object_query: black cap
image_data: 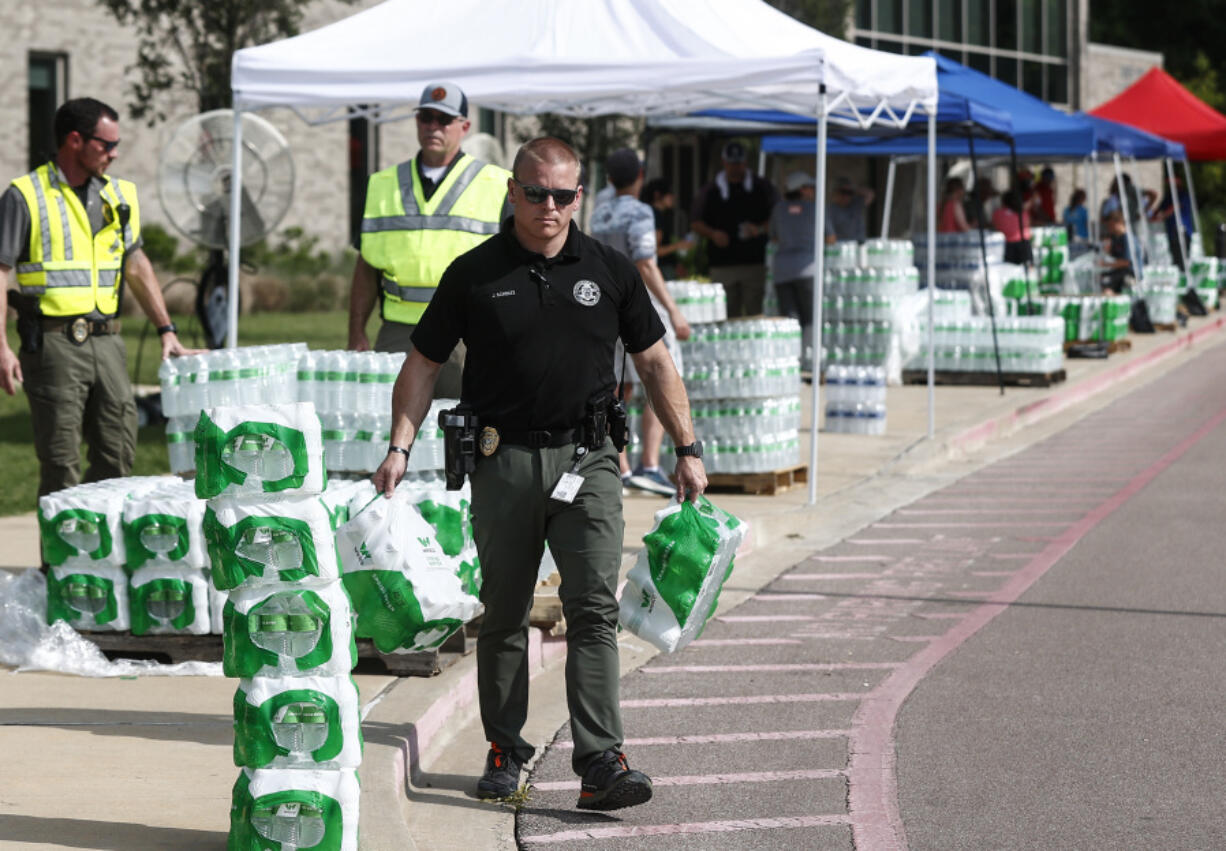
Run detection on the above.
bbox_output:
[605,148,643,189]
[722,140,747,162]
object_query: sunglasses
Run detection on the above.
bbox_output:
[415,109,460,127]
[86,134,120,153]
[514,180,579,206]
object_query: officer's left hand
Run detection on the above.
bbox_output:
[673,456,707,504]
[161,333,203,359]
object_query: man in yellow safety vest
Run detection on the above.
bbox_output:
[0,97,192,497]
[348,82,510,398]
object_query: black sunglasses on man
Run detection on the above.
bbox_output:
[514,179,579,206]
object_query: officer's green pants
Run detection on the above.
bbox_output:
[469,439,624,775]
[19,331,137,497]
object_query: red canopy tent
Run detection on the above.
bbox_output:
[1090,66,1226,161]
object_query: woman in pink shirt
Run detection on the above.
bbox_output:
[938,177,971,233]
[992,190,1033,264]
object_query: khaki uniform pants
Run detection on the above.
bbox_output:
[708,262,767,318]
[19,331,137,497]
[374,321,465,399]
[469,439,625,774]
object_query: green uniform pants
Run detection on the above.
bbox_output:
[374,321,465,399]
[19,331,137,497]
[469,438,624,775]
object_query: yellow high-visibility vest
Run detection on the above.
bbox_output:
[11,162,140,318]
[360,153,509,325]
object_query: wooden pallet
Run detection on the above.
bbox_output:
[1152,322,1178,333]
[81,627,475,678]
[1063,338,1131,355]
[901,368,1067,389]
[705,463,809,496]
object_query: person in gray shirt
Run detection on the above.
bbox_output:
[770,171,826,372]
[826,175,874,243]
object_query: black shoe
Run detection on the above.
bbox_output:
[477,742,522,799]
[576,750,653,811]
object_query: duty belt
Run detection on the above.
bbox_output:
[496,428,579,449]
[41,317,121,344]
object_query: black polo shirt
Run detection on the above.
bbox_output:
[412,218,664,431]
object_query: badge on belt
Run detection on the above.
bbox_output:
[479,426,500,457]
[69,317,89,344]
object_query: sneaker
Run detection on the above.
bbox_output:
[620,472,632,498]
[576,750,653,811]
[627,466,675,497]
[477,743,522,800]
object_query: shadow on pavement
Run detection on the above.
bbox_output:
[515,805,621,826]
[0,814,223,850]
[0,708,231,746]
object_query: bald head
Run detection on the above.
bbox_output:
[513,137,581,184]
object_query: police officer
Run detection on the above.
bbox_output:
[348,81,510,398]
[373,137,707,810]
[0,97,191,497]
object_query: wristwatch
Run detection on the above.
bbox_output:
[388,444,411,459]
[156,322,178,336]
[674,440,703,459]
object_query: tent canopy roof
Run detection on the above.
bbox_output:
[231,0,936,124]
[1089,67,1226,161]
[1077,112,1186,160]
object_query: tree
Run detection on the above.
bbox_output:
[97,0,354,125]
[764,0,853,39]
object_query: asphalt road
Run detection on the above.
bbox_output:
[516,339,1226,849]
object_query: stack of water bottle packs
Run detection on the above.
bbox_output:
[1186,254,1221,310]
[823,366,887,435]
[820,238,923,380]
[1031,226,1069,294]
[161,346,451,479]
[666,317,801,474]
[1011,295,1131,344]
[1136,266,1181,326]
[911,290,1066,375]
[194,401,360,851]
[666,280,727,324]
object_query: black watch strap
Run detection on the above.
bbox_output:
[156,322,178,336]
[674,440,703,459]
[388,444,411,459]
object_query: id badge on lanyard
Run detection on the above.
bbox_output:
[550,446,587,504]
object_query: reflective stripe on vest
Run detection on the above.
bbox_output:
[11,164,139,317]
[360,153,509,325]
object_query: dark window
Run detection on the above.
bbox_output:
[1045,0,1067,57]
[1022,0,1042,53]
[966,50,992,75]
[1022,60,1044,98]
[996,0,1017,51]
[29,53,66,171]
[855,34,874,48]
[1047,63,1069,104]
[879,0,903,33]
[996,56,1018,87]
[876,38,904,53]
[856,0,872,30]
[967,0,990,46]
[908,0,933,38]
[938,0,962,42]
[479,108,498,136]
[907,42,931,55]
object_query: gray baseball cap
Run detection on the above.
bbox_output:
[417,81,469,118]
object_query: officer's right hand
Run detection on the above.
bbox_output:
[0,345,23,395]
[372,450,407,498]
[709,229,731,249]
[349,332,371,352]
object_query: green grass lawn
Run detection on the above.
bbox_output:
[0,310,376,516]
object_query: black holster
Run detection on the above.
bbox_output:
[439,404,479,491]
[581,393,629,452]
[16,314,42,354]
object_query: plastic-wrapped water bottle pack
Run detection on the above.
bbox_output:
[680,318,802,402]
[823,365,887,435]
[297,350,405,416]
[666,281,727,324]
[912,315,1065,374]
[160,344,306,420]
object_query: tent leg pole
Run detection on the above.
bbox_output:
[808,87,828,506]
[1130,155,1151,280]
[882,157,897,240]
[969,132,1004,396]
[1183,159,1202,250]
[227,107,244,349]
[926,115,935,438]
[1090,156,1101,246]
[1167,158,1189,269]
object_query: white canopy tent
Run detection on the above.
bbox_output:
[229,0,941,505]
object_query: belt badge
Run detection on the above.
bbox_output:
[69,317,89,344]
[479,426,500,457]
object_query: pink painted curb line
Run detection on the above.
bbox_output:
[947,316,1226,456]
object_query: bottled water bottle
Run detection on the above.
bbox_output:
[222,432,295,482]
[158,357,180,418]
[249,593,324,660]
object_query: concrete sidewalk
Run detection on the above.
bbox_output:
[1,313,1223,850]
